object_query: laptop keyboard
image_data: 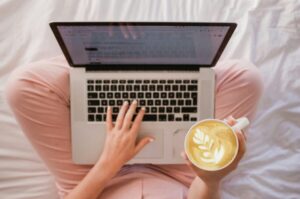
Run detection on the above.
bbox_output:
[86,79,198,122]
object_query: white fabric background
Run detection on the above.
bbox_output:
[0,0,300,198]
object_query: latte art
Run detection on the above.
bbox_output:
[186,120,238,170]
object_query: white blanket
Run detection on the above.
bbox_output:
[1,0,299,198]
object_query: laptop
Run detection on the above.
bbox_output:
[50,22,236,164]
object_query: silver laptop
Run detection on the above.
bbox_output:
[50,22,236,164]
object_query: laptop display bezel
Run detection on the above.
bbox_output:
[50,22,237,70]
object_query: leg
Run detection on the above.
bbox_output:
[4,56,92,197]
[152,59,263,186]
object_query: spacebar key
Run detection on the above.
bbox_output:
[181,107,197,113]
[143,114,157,121]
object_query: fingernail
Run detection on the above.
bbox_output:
[124,101,128,105]
[149,138,154,142]
[133,100,137,104]
[141,107,145,111]
[229,115,235,120]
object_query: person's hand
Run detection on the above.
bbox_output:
[97,100,154,174]
[182,116,247,185]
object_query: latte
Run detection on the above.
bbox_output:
[185,120,239,171]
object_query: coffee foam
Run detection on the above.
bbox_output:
[186,120,238,170]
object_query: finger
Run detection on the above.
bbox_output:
[115,101,129,129]
[120,24,129,39]
[241,130,247,141]
[127,25,137,39]
[224,115,236,126]
[130,107,145,134]
[134,137,154,155]
[181,152,205,175]
[122,100,138,130]
[106,106,113,131]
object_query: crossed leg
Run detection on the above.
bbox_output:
[5,56,263,197]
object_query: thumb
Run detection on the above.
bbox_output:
[134,137,154,155]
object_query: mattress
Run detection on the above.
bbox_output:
[0,0,299,198]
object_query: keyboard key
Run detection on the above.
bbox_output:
[134,85,140,91]
[191,117,197,121]
[88,107,96,113]
[101,100,108,106]
[159,107,165,113]
[88,100,100,106]
[170,100,176,105]
[191,80,197,84]
[140,100,146,106]
[143,80,150,84]
[88,92,98,98]
[174,107,180,113]
[168,114,175,121]
[175,117,182,121]
[142,85,148,91]
[115,93,121,98]
[117,100,123,105]
[185,100,192,106]
[161,92,167,98]
[111,85,117,91]
[126,85,132,91]
[138,92,144,98]
[88,114,95,121]
[103,85,109,91]
[96,114,102,121]
[178,100,184,105]
[166,107,172,113]
[113,107,119,113]
[119,85,125,91]
[145,107,150,113]
[98,107,104,113]
[159,114,167,121]
[112,114,118,121]
[182,107,197,113]
[96,80,102,84]
[109,100,115,106]
[165,85,171,91]
[184,92,189,98]
[183,80,190,83]
[120,80,126,84]
[151,107,158,113]
[95,85,101,91]
[107,92,113,98]
[183,114,189,121]
[176,92,182,98]
[151,80,158,84]
[104,80,110,83]
[159,80,166,84]
[167,80,174,84]
[163,100,169,106]
[168,93,175,98]
[153,92,159,98]
[127,80,134,84]
[175,80,182,83]
[87,85,94,91]
[157,85,163,91]
[180,85,186,91]
[149,85,155,91]
[155,100,161,106]
[112,80,118,84]
[99,93,105,98]
[122,93,128,98]
[146,92,151,98]
[130,93,136,98]
[147,100,153,106]
[143,114,157,121]
[87,80,94,84]
[188,85,197,91]
[172,85,178,91]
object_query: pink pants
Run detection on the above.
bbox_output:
[5,56,263,199]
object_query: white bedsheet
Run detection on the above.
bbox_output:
[1,0,299,198]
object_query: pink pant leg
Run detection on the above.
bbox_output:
[153,59,263,186]
[5,56,92,197]
[5,57,263,196]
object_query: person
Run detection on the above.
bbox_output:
[4,56,263,199]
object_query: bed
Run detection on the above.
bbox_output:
[0,0,299,198]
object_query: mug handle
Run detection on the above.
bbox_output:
[231,117,250,132]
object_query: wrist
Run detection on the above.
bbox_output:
[95,159,120,180]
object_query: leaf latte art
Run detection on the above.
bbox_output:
[186,120,238,170]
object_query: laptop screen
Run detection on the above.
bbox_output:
[51,22,236,68]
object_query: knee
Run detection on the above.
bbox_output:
[215,59,264,100]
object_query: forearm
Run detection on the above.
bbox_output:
[188,177,220,199]
[64,160,118,199]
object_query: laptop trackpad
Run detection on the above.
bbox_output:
[135,130,164,159]
[172,129,188,158]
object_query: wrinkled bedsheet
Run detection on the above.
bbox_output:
[0,0,299,198]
